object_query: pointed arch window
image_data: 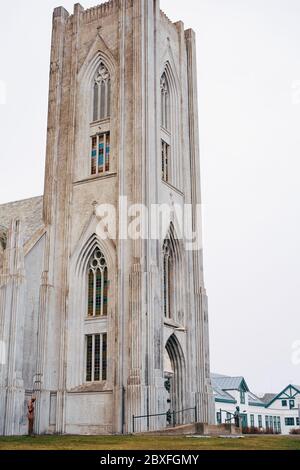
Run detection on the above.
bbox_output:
[161,73,170,130]
[160,72,171,183]
[90,60,111,176]
[162,225,183,322]
[163,238,173,319]
[87,248,108,317]
[92,61,111,122]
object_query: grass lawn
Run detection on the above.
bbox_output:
[0,435,300,450]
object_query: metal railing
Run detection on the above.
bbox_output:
[132,406,197,433]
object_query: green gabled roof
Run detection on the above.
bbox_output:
[264,384,300,407]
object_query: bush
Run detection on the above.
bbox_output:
[242,426,281,435]
[290,428,300,435]
[242,426,264,434]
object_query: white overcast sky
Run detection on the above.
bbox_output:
[0,0,299,394]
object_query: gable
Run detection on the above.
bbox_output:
[266,384,300,407]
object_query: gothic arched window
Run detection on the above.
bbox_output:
[93,61,111,122]
[90,61,111,176]
[85,247,108,382]
[161,73,170,130]
[87,248,108,317]
[162,225,183,323]
[163,238,173,319]
[160,72,171,183]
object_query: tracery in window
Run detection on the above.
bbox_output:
[92,61,111,122]
[160,73,170,130]
[87,248,108,317]
[163,238,174,319]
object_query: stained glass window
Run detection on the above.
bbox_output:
[91,136,97,175]
[90,132,110,175]
[102,333,107,381]
[85,333,107,382]
[86,335,93,382]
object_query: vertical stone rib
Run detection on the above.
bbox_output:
[0,220,26,435]
[56,4,82,434]
[185,28,214,424]
[34,270,52,434]
[43,8,69,226]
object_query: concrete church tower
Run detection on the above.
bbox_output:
[0,0,214,435]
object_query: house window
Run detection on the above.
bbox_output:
[281,399,287,407]
[240,390,245,404]
[161,140,170,183]
[226,412,231,423]
[269,416,273,430]
[92,61,111,122]
[277,417,282,433]
[285,417,295,426]
[289,399,295,409]
[258,415,262,428]
[274,416,281,434]
[296,417,300,426]
[250,414,255,428]
[91,132,110,176]
[85,333,107,382]
[87,248,108,317]
[265,416,269,430]
[216,411,221,424]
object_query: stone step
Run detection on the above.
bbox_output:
[136,422,241,437]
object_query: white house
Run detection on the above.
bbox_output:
[212,374,300,435]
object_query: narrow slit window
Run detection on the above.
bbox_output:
[102,333,107,381]
[91,136,97,175]
[162,140,169,182]
[86,335,93,382]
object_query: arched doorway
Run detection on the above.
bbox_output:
[164,334,186,425]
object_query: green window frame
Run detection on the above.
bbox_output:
[250,414,255,427]
[277,416,281,433]
[265,415,269,429]
[240,390,245,404]
[289,399,295,409]
[281,399,287,407]
[285,417,295,426]
[258,415,262,428]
